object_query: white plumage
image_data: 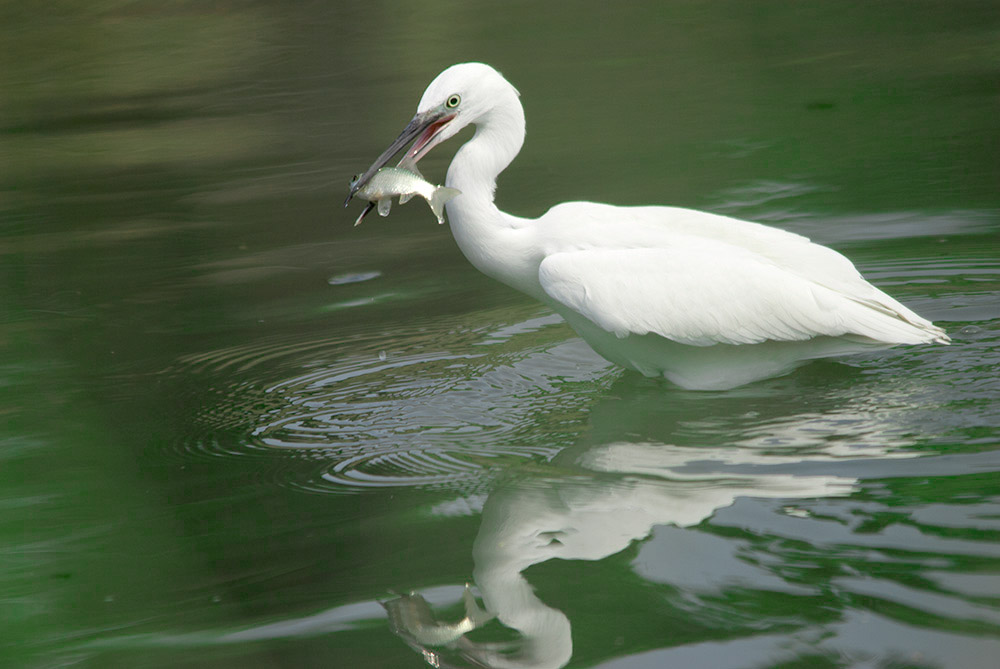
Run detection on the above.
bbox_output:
[348,63,949,390]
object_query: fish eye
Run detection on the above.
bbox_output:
[446,94,461,109]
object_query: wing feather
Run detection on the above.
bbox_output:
[538,244,943,347]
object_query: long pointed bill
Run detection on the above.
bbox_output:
[344,108,455,207]
[353,201,375,227]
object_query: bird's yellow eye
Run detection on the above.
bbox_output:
[446,94,461,109]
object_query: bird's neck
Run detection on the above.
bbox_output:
[444,100,541,296]
[445,95,524,200]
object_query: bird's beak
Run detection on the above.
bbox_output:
[344,108,456,207]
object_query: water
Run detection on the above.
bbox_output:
[2,2,999,668]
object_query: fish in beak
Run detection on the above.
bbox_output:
[344,108,456,208]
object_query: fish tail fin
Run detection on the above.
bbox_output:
[428,187,462,224]
[462,584,494,627]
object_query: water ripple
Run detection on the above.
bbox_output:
[167,307,613,493]
[164,240,1000,494]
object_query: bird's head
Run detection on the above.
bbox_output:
[345,63,519,206]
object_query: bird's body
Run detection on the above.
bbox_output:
[347,63,948,390]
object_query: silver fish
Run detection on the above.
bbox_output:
[349,165,460,227]
[382,584,494,648]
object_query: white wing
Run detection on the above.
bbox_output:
[537,240,946,347]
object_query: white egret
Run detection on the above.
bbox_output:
[346,63,949,390]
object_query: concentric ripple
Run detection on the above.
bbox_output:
[309,445,545,491]
[166,222,999,494]
[168,306,613,493]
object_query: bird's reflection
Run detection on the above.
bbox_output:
[385,368,928,668]
[462,448,854,668]
[383,447,864,668]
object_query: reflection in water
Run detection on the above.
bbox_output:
[157,290,1000,668]
[85,304,1000,667]
[146,239,1000,668]
[451,443,861,669]
[392,433,1000,668]
[384,584,494,664]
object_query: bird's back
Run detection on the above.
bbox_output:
[535,202,946,340]
[526,202,947,388]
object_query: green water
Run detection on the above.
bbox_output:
[3,2,999,668]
